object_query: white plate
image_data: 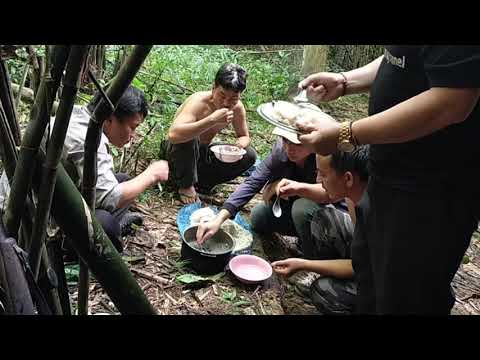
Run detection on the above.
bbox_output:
[257,101,323,135]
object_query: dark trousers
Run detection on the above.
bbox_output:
[95,173,131,252]
[167,139,257,191]
[352,178,479,315]
[250,198,322,258]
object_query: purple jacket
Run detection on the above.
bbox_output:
[222,139,317,217]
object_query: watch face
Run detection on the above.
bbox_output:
[338,141,355,153]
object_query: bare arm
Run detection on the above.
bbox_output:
[231,102,250,148]
[353,87,480,145]
[272,258,354,279]
[297,87,480,155]
[117,160,169,208]
[342,55,384,95]
[299,55,384,103]
[277,179,342,203]
[168,97,233,144]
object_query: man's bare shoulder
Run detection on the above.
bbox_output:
[177,91,212,114]
[186,91,212,106]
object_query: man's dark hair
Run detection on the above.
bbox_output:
[214,63,247,92]
[330,145,369,182]
[87,85,148,122]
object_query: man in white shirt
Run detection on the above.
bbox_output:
[0,86,169,252]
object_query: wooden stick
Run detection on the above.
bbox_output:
[130,267,169,285]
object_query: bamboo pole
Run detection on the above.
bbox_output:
[0,60,21,146]
[0,103,18,180]
[29,45,89,279]
[78,45,153,315]
[15,62,30,112]
[3,45,70,239]
[32,150,156,314]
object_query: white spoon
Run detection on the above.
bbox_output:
[272,196,282,218]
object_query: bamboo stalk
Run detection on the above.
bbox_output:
[29,45,89,279]
[15,62,30,112]
[46,238,71,315]
[3,45,70,239]
[32,150,156,314]
[0,103,18,180]
[78,45,153,315]
[0,60,21,146]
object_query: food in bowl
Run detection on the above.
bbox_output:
[210,145,246,163]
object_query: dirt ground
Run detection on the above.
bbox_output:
[68,93,480,316]
[68,177,480,315]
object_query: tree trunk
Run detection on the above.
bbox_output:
[301,45,329,76]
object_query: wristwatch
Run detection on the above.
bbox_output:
[337,121,356,153]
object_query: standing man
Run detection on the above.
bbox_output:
[167,63,257,203]
[294,46,480,314]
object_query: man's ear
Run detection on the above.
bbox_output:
[345,171,354,188]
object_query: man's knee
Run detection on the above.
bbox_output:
[291,198,318,228]
[250,203,270,234]
[243,146,257,167]
[115,173,131,183]
[310,277,356,315]
[95,209,122,252]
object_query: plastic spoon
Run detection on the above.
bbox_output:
[272,196,282,218]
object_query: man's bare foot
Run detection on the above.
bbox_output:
[178,186,199,204]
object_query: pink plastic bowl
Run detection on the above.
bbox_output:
[229,255,273,284]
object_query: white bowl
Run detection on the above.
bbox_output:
[210,145,246,163]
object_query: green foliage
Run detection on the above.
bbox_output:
[125,45,303,161]
[176,272,224,284]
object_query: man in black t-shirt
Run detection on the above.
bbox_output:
[293,46,480,314]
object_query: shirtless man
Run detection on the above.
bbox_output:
[167,63,257,203]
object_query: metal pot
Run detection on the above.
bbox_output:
[181,225,234,275]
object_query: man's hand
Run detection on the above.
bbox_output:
[262,179,282,205]
[196,218,222,245]
[210,108,234,126]
[294,111,341,156]
[271,258,307,277]
[277,179,303,199]
[146,160,169,184]
[299,72,347,103]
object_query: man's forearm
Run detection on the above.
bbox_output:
[117,172,155,208]
[168,116,215,144]
[343,55,384,95]
[303,259,354,279]
[235,135,250,148]
[296,183,332,203]
[353,87,480,145]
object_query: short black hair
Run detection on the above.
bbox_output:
[87,85,148,122]
[330,145,369,182]
[214,63,247,92]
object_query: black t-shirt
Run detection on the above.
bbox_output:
[368,45,480,191]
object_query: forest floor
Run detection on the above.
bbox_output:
[67,93,480,315]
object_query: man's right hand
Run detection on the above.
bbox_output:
[262,179,282,205]
[146,160,169,184]
[210,108,234,126]
[299,72,347,103]
[271,258,307,277]
[196,219,222,245]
